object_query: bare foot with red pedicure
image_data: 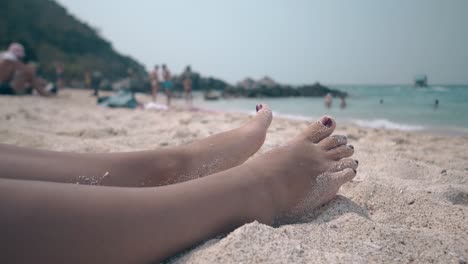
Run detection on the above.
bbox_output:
[242,116,358,224]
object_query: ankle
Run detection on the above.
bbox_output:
[239,162,285,225]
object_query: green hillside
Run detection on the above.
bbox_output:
[0,0,145,82]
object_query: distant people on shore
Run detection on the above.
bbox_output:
[54,61,64,90]
[434,99,439,110]
[91,70,102,96]
[128,68,138,96]
[324,93,332,108]
[150,65,160,102]
[183,65,193,106]
[84,72,91,90]
[340,96,346,109]
[0,43,54,96]
[380,98,384,104]
[162,64,172,107]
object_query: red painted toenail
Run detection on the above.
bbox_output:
[256,104,263,112]
[320,116,333,128]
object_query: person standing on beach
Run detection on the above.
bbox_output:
[84,71,91,90]
[182,65,193,107]
[54,61,65,90]
[91,70,102,96]
[324,93,332,108]
[150,65,160,102]
[162,64,172,107]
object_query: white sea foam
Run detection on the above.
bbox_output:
[352,119,424,131]
[431,86,448,92]
[274,112,313,121]
[246,111,314,121]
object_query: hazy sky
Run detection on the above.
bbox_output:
[57,0,468,85]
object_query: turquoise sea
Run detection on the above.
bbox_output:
[194,85,468,135]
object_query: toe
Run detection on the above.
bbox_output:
[328,158,359,173]
[327,145,354,160]
[329,168,357,186]
[256,103,269,113]
[300,116,336,143]
[256,103,272,117]
[250,103,272,128]
[319,135,347,150]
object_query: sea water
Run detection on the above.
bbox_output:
[194,85,468,135]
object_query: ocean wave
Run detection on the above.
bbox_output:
[431,86,448,92]
[274,112,313,121]
[352,119,424,131]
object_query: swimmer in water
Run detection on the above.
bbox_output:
[340,96,346,109]
[325,93,332,108]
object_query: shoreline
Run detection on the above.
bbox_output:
[189,105,468,138]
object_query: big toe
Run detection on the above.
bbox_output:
[299,115,336,143]
[253,103,273,127]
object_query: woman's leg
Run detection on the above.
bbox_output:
[0,116,357,263]
[0,105,272,187]
[151,85,157,102]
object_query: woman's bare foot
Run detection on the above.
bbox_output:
[241,116,358,224]
[106,104,273,187]
[276,134,358,224]
[167,104,273,184]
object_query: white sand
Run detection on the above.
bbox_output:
[1,89,467,263]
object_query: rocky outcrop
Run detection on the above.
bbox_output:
[225,78,347,98]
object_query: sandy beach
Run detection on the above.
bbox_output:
[1,89,467,264]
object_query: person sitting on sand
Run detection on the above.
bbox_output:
[0,106,358,263]
[150,65,160,102]
[0,43,54,96]
[183,65,193,106]
[162,64,173,107]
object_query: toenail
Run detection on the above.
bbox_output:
[320,116,333,128]
[355,160,359,165]
[353,169,357,173]
[256,104,263,112]
[349,145,354,149]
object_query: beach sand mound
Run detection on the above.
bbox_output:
[1,90,467,263]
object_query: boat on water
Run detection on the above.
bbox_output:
[204,90,221,100]
[414,75,428,87]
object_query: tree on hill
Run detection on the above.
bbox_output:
[0,0,146,83]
